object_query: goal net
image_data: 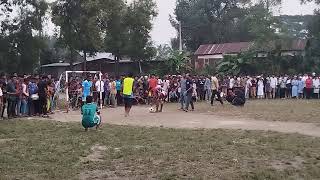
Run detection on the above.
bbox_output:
[55,71,103,112]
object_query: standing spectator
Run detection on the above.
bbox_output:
[115,76,122,106]
[184,74,194,112]
[302,74,308,98]
[109,77,117,108]
[20,78,29,116]
[279,76,286,99]
[16,76,23,117]
[298,76,305,99]
[38,75,48,117]
[257,77,264,99]
[47,81,54,114]
[6,75,17,119]
[179,74,187,110]
[250,77,257,99]
[204,76,212,102]
[28,77,39,116]
[305,76,313,99]
[291,76,299,99]
[265,76,271,99]
[163,76,170,102]
[286,76,292,99]
[229,76,235,90]
[0,73,6,119]
[245,76,252,99]
[221,77,228,99]
[270,75,277,99]
[210,76,223,106]
[197,76,205,101]
[95,78,105,106]
[313,76,320,99]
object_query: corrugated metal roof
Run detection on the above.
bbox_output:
[194,39,308,55]
[195,42,252,55]
[41,63,70,67]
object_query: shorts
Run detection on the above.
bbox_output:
[82,115,101,128]
[123,97,133,108]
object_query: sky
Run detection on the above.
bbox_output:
[43,0,318,45]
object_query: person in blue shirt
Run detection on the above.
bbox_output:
[82,76,92,102]
[115,76,122,106]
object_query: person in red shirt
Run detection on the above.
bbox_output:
[305,76,313,99]
[148,75,158,95]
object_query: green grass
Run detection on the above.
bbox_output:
[0,120,320,180]
[197,99,320,123]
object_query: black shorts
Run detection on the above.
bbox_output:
[123,97,133,108]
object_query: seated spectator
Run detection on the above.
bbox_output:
[226,88,246,107]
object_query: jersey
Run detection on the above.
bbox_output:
[82,103,98,128]
[82,80,92,98]
[123,77,134,96]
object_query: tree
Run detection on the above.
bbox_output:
[258,0,282,11]
[0,0,48,73]
[98,0,128,75]
[125,0,158,73]
[170,0,254,51]
[52,0,102,70]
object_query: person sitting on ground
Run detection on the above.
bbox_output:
[226,88,246,107]
[81,96,101,131]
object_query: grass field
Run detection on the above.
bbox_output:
[197,99,320,123]
[1,120,320,180]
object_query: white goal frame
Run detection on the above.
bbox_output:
[65,71,103,110]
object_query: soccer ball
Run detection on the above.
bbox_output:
[149,107,155,113]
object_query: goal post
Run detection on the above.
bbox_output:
[65,71,103,111]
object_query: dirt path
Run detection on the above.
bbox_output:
[50,105,320,137]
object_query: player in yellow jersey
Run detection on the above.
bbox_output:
[122,72,135,117]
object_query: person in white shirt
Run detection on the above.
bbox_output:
[313,76,320,99]
[162,78,170,101]
[95,79,105,106]
[245,77,252,99]
[257,77,264,99]
[229,77,235,89]
[270,75,278,99]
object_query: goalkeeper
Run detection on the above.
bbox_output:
[81,96,101,131]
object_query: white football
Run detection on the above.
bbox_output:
[149,107,155,113]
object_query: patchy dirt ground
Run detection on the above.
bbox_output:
[49,101,320,137]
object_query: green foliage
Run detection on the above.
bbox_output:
[165,50,192,74]
[52,0,102,69]
[125,0,158,62]
[171,0,255,51]
[217,52,255,75]
[151,46,192,75]
[0,0,48,73]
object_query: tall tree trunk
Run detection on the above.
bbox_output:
[138,61,142,74]
[83,50,87,71]
[114,55,119,76]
